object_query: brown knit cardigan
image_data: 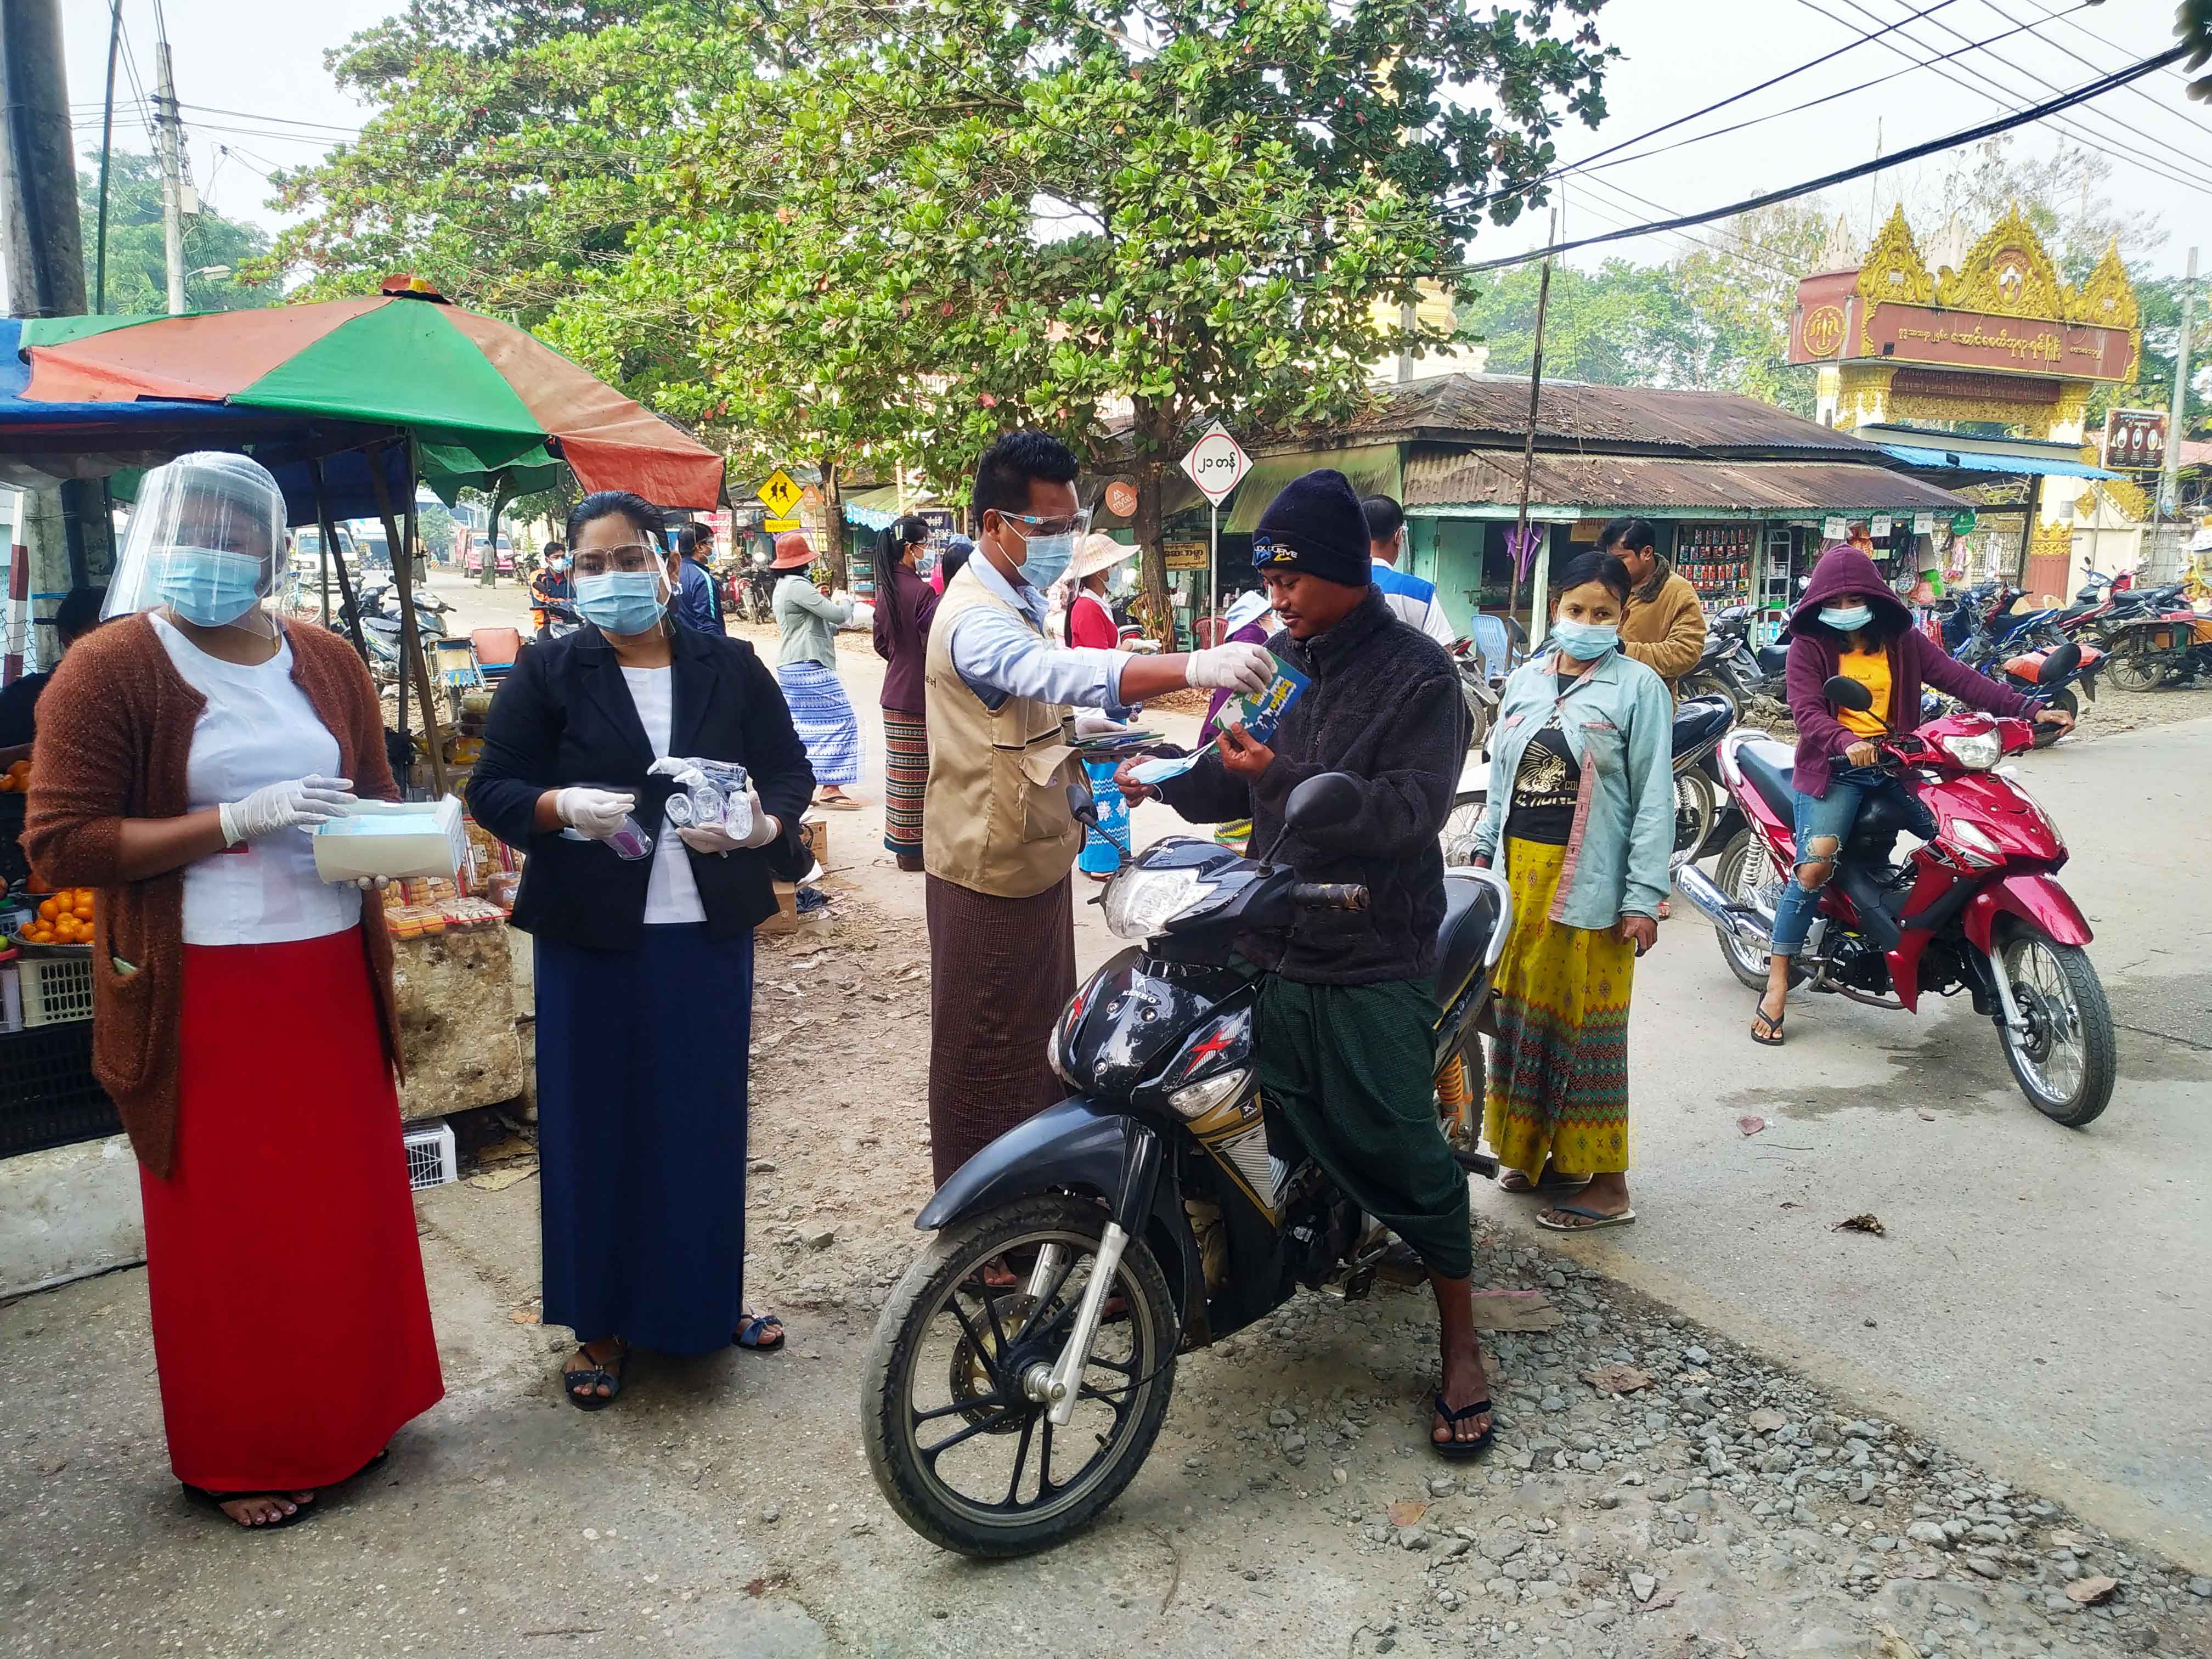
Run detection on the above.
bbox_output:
[21,614,404,1177]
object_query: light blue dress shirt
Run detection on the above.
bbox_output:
[945,555,1132,716]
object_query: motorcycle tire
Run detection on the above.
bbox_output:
[1683,674,1743,720]
[2030,687,2078,748]
[1441,788,1487,867]
[1993,929,2115,1128]
[1711,828,1804,995]
[1672,769,1719,871]
[862,1193,1180,1559]
[2103,643,2168,694]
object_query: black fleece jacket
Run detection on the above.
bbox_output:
[1157,588,1470,986]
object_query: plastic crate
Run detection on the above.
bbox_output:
[21,953,93,1026]
[0,1023,119,1158]
[403,1121,458,1189]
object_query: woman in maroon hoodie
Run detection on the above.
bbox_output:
[1752,546,2069,1045]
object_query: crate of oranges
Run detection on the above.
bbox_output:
[12,885,96,954]
[0,758,30,793]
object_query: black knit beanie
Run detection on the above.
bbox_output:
[1250,469,1370,588]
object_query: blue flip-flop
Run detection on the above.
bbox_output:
[1536,1204,1637,1232]
[735,1311,785,1352]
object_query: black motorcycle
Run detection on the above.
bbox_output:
[862,775,1513,1558]
[1679,606,1768,714]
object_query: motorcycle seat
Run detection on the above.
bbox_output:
[1735,738,1797,820]
[1754,644,1791,676]
[1433,871,1505,1008]
[1671,695,1734,754]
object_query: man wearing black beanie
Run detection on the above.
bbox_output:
[1118,467,1493,1458]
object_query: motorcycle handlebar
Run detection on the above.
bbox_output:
[1290,882,1369,911]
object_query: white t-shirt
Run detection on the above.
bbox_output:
[152,615,363,946]
[620,664,707,926]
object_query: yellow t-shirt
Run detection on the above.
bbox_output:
[1836,646,1892,737]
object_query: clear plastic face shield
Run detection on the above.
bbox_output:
[105,452,287,639]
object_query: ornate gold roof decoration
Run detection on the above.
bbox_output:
[1856,205,1935,307]
[1933,202,2065,321]
[2067,240,2140,331]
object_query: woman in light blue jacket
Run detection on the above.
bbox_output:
[1470,550,1674,1232]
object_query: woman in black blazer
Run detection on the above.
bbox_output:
[469,490,814,1409]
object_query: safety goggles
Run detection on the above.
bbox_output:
[572,542,665,577]
[990,508,1092,540]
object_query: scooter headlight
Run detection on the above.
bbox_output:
[1101,866,1220,941]
[1940,818,2005,870]
[1168,1068,1251,1119]
[1939,728,2004,771]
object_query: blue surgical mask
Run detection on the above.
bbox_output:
[575,571,667,635]
[159,548,268,627]
[1819,603,1875,631]
[1018,531,1076,592]
[1550,617,1620,660]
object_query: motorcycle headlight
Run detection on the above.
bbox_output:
[1101,866,1219,941]
[1168,1067,1251,1119]
[1939,729,2004,771]
[1942,819,2005,870]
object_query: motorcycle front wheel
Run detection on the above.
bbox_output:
[862,1194,1180,1559]
[1994,929,2115,1127]
[1441,788,1487,866]
[2103,642,2169,694]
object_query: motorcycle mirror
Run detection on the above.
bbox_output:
[1824,674,1876,713]
[1284,771,1364,833]
[2041,641,2082,681]
[1066,779,1098,825]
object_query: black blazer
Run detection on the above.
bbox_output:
[467,623,816,950]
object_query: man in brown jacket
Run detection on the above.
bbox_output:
[1602,517,1706,695]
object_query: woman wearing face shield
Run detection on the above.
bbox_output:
[22,452,443,1530]
[466,491,818,1407]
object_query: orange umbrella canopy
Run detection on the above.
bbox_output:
[18,286,723,507]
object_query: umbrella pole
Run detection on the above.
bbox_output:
[311,458,370,666]
[368,440,449,798]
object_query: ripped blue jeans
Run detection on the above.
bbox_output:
[1766,765,1935,956]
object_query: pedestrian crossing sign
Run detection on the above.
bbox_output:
[756,470,803,518]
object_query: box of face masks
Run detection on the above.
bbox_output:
[312,795,468,883]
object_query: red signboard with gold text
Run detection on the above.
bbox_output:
[1789,272,2131,381]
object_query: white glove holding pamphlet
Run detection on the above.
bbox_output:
[1184,642,1276,695]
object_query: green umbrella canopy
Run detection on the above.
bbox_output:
[18,283,721,506]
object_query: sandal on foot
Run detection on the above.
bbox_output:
[182,1485,315,1529]
[735,1311,785,1352]
[1751,1007,1785,1046]
[1498,1168,1592,1196]
[1429,1393,1496,1462]
[1535,1203,1637,1233]
[564,1340,630,1410]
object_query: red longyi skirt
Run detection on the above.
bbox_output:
[139,927,443,1492]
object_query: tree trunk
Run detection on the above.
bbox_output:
[1133,459,1175,651]
[819,454,849,590]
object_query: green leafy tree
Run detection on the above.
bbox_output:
[78,150,278,314]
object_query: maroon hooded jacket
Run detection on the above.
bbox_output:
[1783,546,2034,799]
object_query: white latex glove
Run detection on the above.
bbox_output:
[220,774,357,845]
[673,785,780,856]
[554,786,637,841]
[1184,642,1276,695]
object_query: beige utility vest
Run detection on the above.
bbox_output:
[922,565,1082,897]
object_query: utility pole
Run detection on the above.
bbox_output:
[2157,246,2198,531]
[153,24,189,314]
[1504,208,1558,635]
[0,0,116,599]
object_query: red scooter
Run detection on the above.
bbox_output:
[1675,645,2115,1126]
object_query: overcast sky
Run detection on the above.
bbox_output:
[60,0,2211,283]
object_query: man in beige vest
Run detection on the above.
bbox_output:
[922,431,1274,1195]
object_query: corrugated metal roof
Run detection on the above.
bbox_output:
[1403,451,1971,514]
[1340,373,1877,456]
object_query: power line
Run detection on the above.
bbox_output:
[1562,2,2095,188]
[1791,0,2212,198]
[179,101,362,137]
[1973,0,2212,145]
[1452,43,2188,277]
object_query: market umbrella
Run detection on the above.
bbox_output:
[13,279,723,507]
